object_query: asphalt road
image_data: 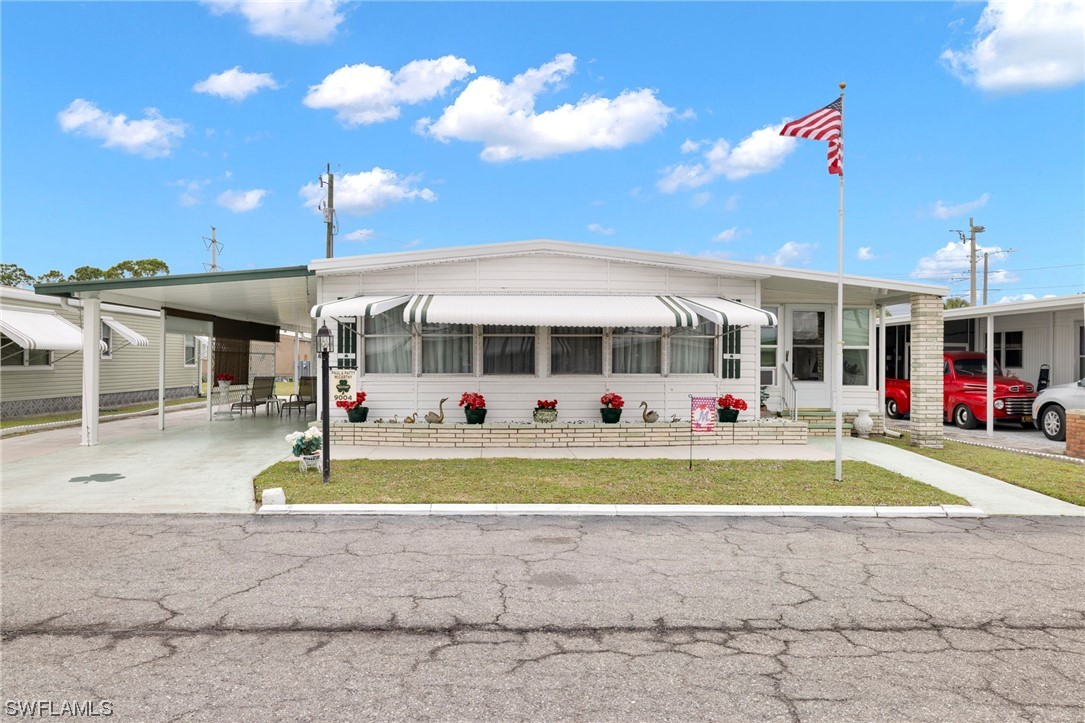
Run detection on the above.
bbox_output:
[2,514,1083,722]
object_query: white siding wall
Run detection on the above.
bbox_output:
[978,307,1085,387]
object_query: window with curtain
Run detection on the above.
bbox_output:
[184,335,198,366]
[422,323,473,374]
[842,308,870,386]
[760,307,778,385]
[336,319,358,369]
[611,327,661,374]
[363,304,411,374]
[1,334,51,368]
[670,320,715,374]
[483,325,534,375]
[551,326,602,375]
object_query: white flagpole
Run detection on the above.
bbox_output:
[834,82,846,481]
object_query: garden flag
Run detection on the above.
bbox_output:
[779,97,843,175]
[691,396,716,433]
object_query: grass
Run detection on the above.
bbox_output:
[876,433,1085,507]
[1,397,203,430]
[254,458,967,506]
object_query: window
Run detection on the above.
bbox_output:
[792,310,825,381]
[422,323,473,374]
[1,334,51,368]
[100,322,112,359]
[336,319,358,369]
[993,331,1023,369]
[550,326,602,375]
[842,308,870,386]
[363,305,411,374]
[611,327,661,374]
[759,307,778,386]
[671,320,716,374]
[184,335,198,366]
[483,325,534,375]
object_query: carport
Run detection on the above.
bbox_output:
[34,266,315,445]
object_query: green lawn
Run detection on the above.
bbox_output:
[876,433,1085,506]
[1,397,203,430]
[255,458,967,506]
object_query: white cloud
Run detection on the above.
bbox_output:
[217,188,268,212]
[690,192,711,208]
[342,229,375,243]
[857,246,875,261]
[755,241,815,266]
[911,241,1018,282]
[57,99,185,158]
[723,194,740,212]
[680,138,702,154]
[941,1,1084,92]
[712,227,745,243]
[170,178,210,206]
[421,53,673,162]
[194,66,279,101]
[930,192,989,219]
[657,124,796,193]
[299,167,436,215]
[587,223,615,236]
[202,0,346,43]
[305,56,475,126]
[997,293,1057,303]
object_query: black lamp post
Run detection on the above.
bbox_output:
[316,322,333,484]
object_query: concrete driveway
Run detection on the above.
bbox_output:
[0,408,311,514]
[886,418,1072,457]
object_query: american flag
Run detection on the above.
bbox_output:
[779,97,842,176]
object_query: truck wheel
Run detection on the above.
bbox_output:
[885,398,901,419]
[954,404,978,430]
[1040,405,1066,442]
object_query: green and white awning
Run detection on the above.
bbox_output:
[402,295,701,327]
[310,294,412,319]
[676,297,777,327]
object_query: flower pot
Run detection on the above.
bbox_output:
[346,406,368,423]
[465,408,487,424]
[600,408,622,424]
[299,453,320,473]
[717,408,740,423]
[533,408,558,424]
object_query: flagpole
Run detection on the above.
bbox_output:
[834,82,846,482]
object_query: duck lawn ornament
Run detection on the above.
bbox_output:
[424,398,448,424]
[404,413,417,424]
[640,401,659,423]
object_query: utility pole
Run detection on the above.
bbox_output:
[322,164,335,259]
[202,226,223,272]
[967,217,985,306]
[982,247,1015,305]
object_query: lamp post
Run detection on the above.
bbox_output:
[315,323,333,484]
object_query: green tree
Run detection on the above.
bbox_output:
[944,297,970,309]
[106,258,170,278]
[35,270,67,285]
[68,266,108,281]
[0,263,34,288]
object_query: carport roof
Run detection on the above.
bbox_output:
[34,266,316,331]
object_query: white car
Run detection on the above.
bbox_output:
[1032,378,1085,441]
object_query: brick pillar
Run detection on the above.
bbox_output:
[1066,410,1085,460]
[909,293,944,449]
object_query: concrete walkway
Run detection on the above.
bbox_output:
[811,436,1084,516]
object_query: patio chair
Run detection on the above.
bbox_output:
[281,376,316,417]
[231,376,280,416]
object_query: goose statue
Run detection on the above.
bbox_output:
[404,413,417,424]
[640,401,659,423]
[424,398,448,424]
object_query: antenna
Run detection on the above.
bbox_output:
[202,226,223,272]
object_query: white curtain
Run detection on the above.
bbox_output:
[364,305,411,373]
[612,327,661,374]
[483,327,535,375]
[670,321,715,374]
[551,327,602,374]
[422,323,472,373]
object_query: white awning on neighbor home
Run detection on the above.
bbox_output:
[310,294,412,319]
[677,297,777,327]
[101,316,150,347]
[0,307,96,351]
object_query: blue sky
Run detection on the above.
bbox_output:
[3,1,1083,303]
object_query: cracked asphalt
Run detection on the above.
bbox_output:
[2,514,1083,722]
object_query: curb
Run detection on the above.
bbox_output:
[257,502,987,518]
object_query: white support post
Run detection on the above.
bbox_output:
[80,294,101,446]
[986,314,994,436]
[206,333,214,421]
[158,310,167,430]
[293,330,301,395]
[878,304,886,417]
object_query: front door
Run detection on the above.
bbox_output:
[787,307,832,408]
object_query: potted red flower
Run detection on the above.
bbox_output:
[533,399,558,424]
[336,392,368,423]
[716,394,748,423]
[459,392,487,424]
[600,392,624,424]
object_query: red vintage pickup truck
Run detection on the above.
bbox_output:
[884,351,1037,429]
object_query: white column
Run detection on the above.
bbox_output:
[293,330,300,395]
[80,294,101,446]
[158,310,167,430]
[206,332,214,421]
[986,313,994,436]
[878,304,886,415]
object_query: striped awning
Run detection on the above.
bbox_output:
[676,297,777,327]
[310,294,412,319]
[0,307,88,351]
[402,295,699,327]
[101,316,149,347]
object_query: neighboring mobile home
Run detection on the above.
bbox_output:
[0,286,197,418]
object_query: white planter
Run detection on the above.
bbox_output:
[853,409,874,439]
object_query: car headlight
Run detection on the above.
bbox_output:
[994,399,1005,410]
